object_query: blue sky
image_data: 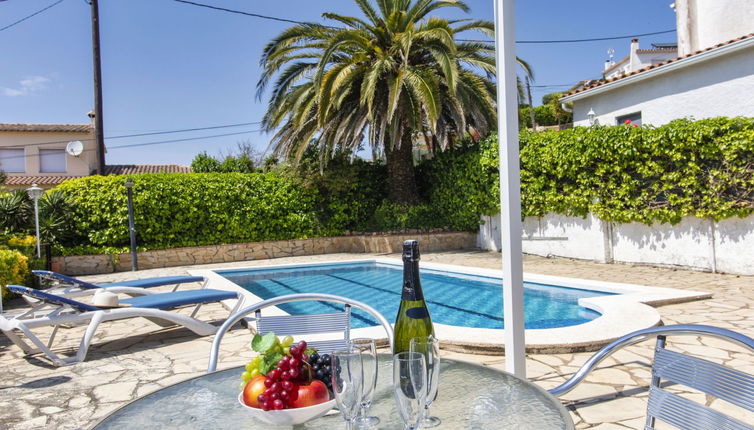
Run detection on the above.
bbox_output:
[0,0,677,166]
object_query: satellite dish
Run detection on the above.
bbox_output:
[66,140,84,157]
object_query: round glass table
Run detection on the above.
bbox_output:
[94,356,574,429]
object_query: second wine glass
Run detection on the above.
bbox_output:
[348,338,380,428]
[410,336,441,427]
[331,349,364,430]
[393,351,427,430]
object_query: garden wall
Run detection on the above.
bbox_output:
[53,232,476,275]
[478,213,754,275]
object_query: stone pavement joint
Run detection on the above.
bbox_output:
[1,251,752,429]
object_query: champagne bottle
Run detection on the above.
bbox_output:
[393,240,434,354]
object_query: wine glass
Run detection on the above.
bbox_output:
[393,351,427,430]
[410,336,441,427]
[348,338,380,428]
[331,349,364,430]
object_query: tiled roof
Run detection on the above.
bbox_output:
[3,175,82,186]
[565,33,754,97]
[636,48,677,54]
[104,164,193,175]
[0,124,93,133]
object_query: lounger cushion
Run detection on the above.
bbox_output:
[7,285,100,312]
[120,289,237,309]
[99,276,205,288]
[33,270,205,290]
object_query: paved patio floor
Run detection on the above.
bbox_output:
[1,251,752,429]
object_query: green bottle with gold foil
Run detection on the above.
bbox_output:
[393,240,434,354]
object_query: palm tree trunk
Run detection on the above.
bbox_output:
[385,132,419,204]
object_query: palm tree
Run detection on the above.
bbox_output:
[258,0,530,204]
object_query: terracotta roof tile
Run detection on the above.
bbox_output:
[103,164,193,175]
[0,124,93,133]
[3,175,82,186]
[636,48,677,54]
[565,33,754,97]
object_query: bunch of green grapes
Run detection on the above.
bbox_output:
[240,335,295,385]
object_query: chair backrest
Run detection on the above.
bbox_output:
[7,285,99,312]
[256,305,352,355]
[646,334,754,429]
[549,324,754,430]
[208,293,393,372]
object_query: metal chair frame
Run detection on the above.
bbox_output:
[549,324,754,430]
[207,293,394,372]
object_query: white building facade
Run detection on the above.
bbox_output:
[562,0,754,127]
[565,37,754,127]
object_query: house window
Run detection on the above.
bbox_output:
[0,148,25,172]
[40,149,66,173]
[616,112,642,126]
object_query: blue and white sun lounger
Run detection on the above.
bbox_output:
[33,270,206,296]
[0,285,243,366]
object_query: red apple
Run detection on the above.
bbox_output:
[242,375,267,408]
[290,379,329,408]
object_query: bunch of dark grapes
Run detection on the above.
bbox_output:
[308,352,332,391]
[256,340,309,411]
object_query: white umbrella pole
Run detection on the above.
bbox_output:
[494,0,526,378]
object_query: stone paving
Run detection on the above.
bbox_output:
[1,251,752,429]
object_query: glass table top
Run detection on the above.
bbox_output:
[95,356,574,429]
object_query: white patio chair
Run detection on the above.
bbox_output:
[1,285,243,366]
[549,324,754,430]
[207,293,393,372]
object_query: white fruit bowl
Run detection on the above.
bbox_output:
[237,393,337,425]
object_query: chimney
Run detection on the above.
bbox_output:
[672,0,695,56]
[604,59,614,71]
[629,38,640,72]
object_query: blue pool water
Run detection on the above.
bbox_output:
[217,262,612,329]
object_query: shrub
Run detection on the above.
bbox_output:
[516,116,754,223]
[56,173,321,249]
[0,249,29,303]
[285,152,387,234]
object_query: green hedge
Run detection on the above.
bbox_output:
[427,116,754,226]
[51,117,754,254]
[519,117,754,223]
[55,173,322,249]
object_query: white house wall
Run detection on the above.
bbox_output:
[572,45,754,126]
[478,213,754,275]
[675,0,754,56]
[714,216,754,274]
[610,217,714,272]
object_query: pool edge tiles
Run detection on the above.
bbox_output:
[191,258,712,354]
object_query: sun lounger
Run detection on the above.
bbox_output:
[32,270,206,296]
[0,285,243,366]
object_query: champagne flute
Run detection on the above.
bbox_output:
[393,351,427,430]
[348,338,380,428]
[410,336,441,427]
[331,349,364,430]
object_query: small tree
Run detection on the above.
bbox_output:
[190,142,262,173]
[541,92,573,125]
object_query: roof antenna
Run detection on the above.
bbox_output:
[607,47,615,62]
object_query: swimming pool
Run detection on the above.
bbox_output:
[216,261,612,330]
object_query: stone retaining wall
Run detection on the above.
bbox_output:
[53,232,476,275]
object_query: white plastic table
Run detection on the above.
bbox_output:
[94,356,574,429]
